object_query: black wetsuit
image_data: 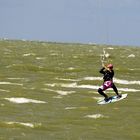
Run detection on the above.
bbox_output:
[99,67,114,82]
[98,67,119,99]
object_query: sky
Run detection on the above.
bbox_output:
[0,0,140,46]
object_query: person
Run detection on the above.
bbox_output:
[98,63,121,102]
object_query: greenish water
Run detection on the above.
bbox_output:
[0,40,140,140]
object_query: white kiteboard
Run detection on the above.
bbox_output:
[97,94,128,105]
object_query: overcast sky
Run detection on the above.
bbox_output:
[0,0,140,46]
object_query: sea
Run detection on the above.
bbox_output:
[0,40,140,140]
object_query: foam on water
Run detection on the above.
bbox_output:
[65,107,77,110]
[67,67,75,70]
[4,97,46,104]
[114,78,140,85]
[45,82,78,88]
[128,54,135,58]
[84,114,108,119]
[118,88,140,92]
[50,53,59,56]
[81,76,140,85]
[65,106,88,110]
[56,76,140,85]
[45,82,140,92]
[36,57,46,60]
[42,88,75,96]
[5,121,41,128]
[7,77,27,80]
[82,77,102,81]
[0,89,10,92]
[56,77,80,82]
[23,53,36,56]
[77,85,99,89]
[0,82,23,86]
[78,84,140,92]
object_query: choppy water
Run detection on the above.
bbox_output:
[0,40,140,140]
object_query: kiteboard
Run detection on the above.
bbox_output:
[97,94,127,105]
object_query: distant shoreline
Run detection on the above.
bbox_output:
[0,38,140,48]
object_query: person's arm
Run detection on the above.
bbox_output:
[99,67,105,74]
[102,63,112,72]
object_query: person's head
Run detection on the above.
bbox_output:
[107,64,113,69]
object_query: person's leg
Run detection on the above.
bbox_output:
[112,83,121,97]
[98,88,108,99]
[98,81,113,101]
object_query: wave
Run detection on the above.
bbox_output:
[65,106,88,110]
[36,57,46,60]
[55,76,140,85]
[84,114,108,119]
[0,82,23,86]
[45,82,140,92]
[23,53,36,57]
[76,84,140,92]
[42,88,75,96]
[0,89,10,92]
[55,77,79,82]
[114,78,140,85]
[81,77,140,85]
[4,97,46,104]
[65,107,77,110]
[4,121,41,128]
[128,54,135,58]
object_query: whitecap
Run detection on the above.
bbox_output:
[7,78,26,80]
[118,88,140,92]
[42,88,75,96]
[4,97,46,104]
[65,107,77,110]
[36,57,46,60]
[68,67,75,70]
[23,53,36,56]
[45,83,56,87]
[65,106,88,110]
[114,78,140,85]
[129,69,135,71]
[78,85,140,92]
[55,90,75,95]
[50,53,58,56]
[81,76,140,85]
[6,122,34,128]
[84,114,108,119]
[0,89,10,92]
[77,85,99,89]
[60,82,77,88]
[82,77,102,81]
[45,82,140,92]
[5,122,41,128]
[128,54,135,58]
[55,77,80,82]
[0,82,23,86]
